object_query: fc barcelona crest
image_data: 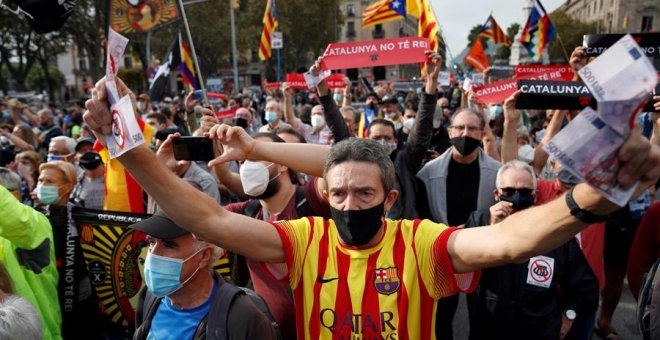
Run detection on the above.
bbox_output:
[373,267,400,295]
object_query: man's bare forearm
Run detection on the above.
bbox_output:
[250,140,329,177]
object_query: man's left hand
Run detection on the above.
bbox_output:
[559,314,574,339]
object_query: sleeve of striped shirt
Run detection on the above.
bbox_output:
[414,222,480,299]
[270,217,315,289]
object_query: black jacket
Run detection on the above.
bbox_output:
[464,209,599,340]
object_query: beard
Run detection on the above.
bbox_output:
[255,173,282,199]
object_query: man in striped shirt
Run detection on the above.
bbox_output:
[82,69,660,339]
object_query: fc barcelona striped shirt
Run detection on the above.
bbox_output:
[271,217,480,339]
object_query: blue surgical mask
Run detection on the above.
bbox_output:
[36,184,61,205]
[265,111,277,123]
[333,94,343,102]
[162,103,170,109]
[47,154,70,162]
[1,111,9,120]
[489,105,503,117]
[143,248,204,297]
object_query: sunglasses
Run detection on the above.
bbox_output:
[500,187,534,196]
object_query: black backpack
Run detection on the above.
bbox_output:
[134,275,282,340]
[637,258,660,340]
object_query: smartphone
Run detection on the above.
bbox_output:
[193,89,206,102]
[172,137,215,161]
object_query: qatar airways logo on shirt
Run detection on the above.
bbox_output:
[320,309,397,339]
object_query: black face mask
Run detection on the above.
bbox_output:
[330,201,385,247]
[450,136,481,156]
[554,168,582,187]
[499,191,535,211]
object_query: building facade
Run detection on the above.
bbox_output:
[560,0,659,34]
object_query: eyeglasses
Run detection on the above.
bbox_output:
[450,125,481,132]
[499,187,534,196]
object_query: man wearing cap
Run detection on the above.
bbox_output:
[132,210,276,340]
[70,152,105,209]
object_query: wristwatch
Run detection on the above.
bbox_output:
[565,187,609,224]
[564,309,577,321]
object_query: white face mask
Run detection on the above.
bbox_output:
[239,161,276,197]
[385,112,397,119]
[403,118,415,131]
[311,114,325,129]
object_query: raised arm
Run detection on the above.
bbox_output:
[341,77,353,108]
[532,109,566,175]
[500,91,522,164]
[402,51,441,171]
[311,60,350,143]
[83,77,285,263]
[0,186,52,250]
[281,82,299,129]
[448,126,660,273]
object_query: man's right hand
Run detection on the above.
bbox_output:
[184,91,200,113]
[83,76,137,144]
[503,90,521,125]
[569,47,587,76]
[310,57,329,96]
[489,201,514,225]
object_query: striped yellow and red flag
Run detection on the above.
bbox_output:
[94,119,154,213]
[179,34,199,91]
[258,0,278,61]
[480,15,511,46]
[417,0,438,75]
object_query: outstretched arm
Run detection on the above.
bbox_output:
[83,77,285,263]
[208,124,329,178]
[448,126,660,273]
[532,109,566,175]
[500,91,521,164]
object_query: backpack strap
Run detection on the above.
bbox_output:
[133,287,162,340]
[294,185,315,218]
[205,276,245,340]
[243,199,262,219]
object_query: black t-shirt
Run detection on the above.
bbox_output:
[446,157,480,226]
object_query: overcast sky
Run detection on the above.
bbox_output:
[430,0,565,61]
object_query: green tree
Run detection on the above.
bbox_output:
[548,9,596,63]
[26,65,65,95]
[467,24,488,48]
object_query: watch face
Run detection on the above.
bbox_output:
[566,310,577,320]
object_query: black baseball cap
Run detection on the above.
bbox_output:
[79,152,102,170]
[75,137,95,152]
[131,210,189,240]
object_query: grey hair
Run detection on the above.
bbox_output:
[495,160,537,192]
[50,136,77,155]
[192,240,223,267]
[0,295,43,340]
[0,168,21,193]
[323,138,395,194]
[451,108,486,130]
[265,100,283,113]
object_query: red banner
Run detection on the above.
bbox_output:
[321,37,429,70]
[263,81,282,89]
[285,74,308,89]
[215,107,238,120]
[515,64,575,81]
[326,74,347,89]
[474,69,575,104]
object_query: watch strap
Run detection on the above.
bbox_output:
[565,187,609,224]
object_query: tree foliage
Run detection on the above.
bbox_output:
[548,9,596,63]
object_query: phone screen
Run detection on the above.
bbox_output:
[172,137,215,161]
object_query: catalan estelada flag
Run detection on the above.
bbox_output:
[258,0,278,61]
[519,0,557,60]
[480,15,510,46]
[362,0,408,28]
[179,33,199,91]
[94,120,154,213]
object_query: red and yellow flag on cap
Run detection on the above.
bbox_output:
[94,119,154,213]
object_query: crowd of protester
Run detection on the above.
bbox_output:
[0,46,659,340]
